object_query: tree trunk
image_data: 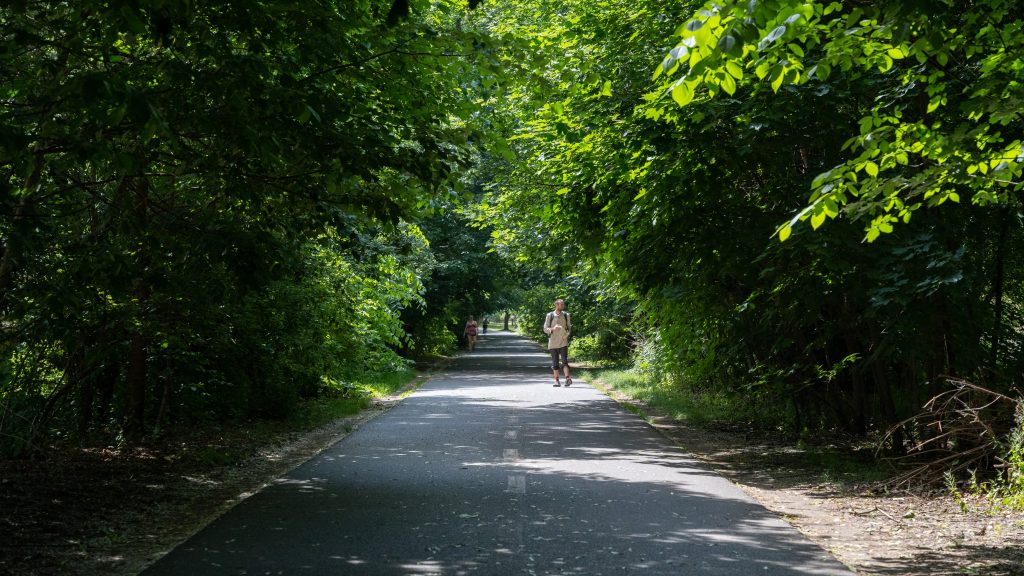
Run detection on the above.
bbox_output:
[73,341,95,439]
[123,329,147,441]
[839,308,867,437]
[95,361,118,426]
[123,177,150,442]
[503,311,510,331]
[873,361,905,455]
[989,204,1010,373]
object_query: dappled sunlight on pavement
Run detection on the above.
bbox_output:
[143,330,853,576]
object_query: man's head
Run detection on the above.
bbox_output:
[554,298,565,312]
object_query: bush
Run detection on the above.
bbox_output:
[410,316,458,359]
[569,334,601,360]
[993,403,1024,509]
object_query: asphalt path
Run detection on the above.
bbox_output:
[143,330,853,575]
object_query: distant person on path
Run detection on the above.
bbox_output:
[482,318,489,334]
[544,299,572,387]
[464,317,479,351]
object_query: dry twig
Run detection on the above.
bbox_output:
[880,378,1020,489]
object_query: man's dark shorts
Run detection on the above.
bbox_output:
[549,346,569,371]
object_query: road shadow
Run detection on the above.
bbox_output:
[143,330,854,576]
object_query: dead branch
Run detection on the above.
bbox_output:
[878,377,1020,490]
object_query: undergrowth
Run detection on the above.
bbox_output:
[945,405,1024,512]
[582,367,891,485]
[579,367,782,428]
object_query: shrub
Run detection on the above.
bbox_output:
[569,334,601,360]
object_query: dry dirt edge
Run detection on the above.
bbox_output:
[128,373,432,575]
[588,376,1024,576]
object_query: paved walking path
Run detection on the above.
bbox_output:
[144,330,853,575]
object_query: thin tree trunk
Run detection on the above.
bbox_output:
[74,341,96,439]
[124,321,148,441]
[95,361,118,426]
[123,177,150,442]
[873,361,905,455]
[989,204,1010,373]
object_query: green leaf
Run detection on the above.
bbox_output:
[811,210,827,229]
[725,61,744,80]
[600,80,612,97]
[823,198,840,217]
[778,224,792,242]
[717,35,737,55]
[770,65,786,92]
[864,161,879,177]
[721,73,737,95]
[758,25,787,51]
[671,81,694,106]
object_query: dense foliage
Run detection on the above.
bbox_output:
[0,0,509,454]
[479,0,1023,485]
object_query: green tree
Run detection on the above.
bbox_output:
[0,0,501,452]
[479,0,1024,456]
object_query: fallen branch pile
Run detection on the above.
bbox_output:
[882,378,1021,489]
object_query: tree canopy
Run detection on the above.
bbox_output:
[477,0,1023,474]
[2,0,1022,488]
[0,0,511,452]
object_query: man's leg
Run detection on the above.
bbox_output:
[550,350,561,386]
[560,347,572,386]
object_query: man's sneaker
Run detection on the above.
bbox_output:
[553,381,562,387]
[565,378,572,387]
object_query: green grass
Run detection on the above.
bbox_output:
[287,368,419,430]
[580,367,762,426]
[353,368,419,398]
[581,367,892,485]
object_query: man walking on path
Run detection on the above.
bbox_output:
[544,298,572,387]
